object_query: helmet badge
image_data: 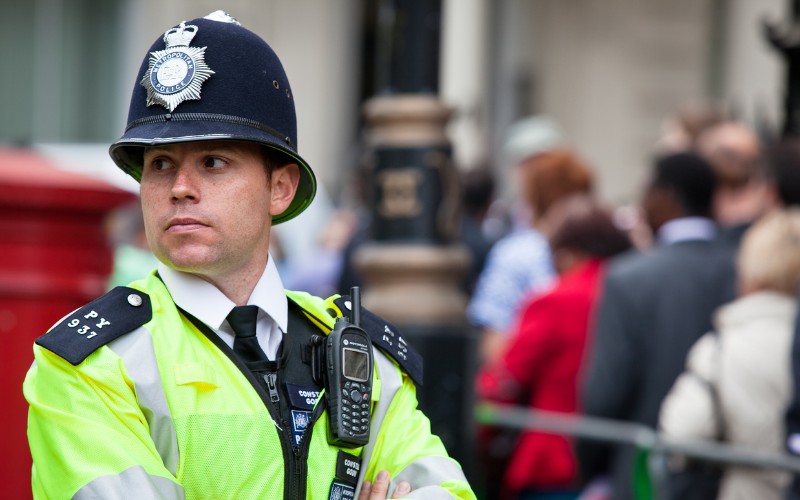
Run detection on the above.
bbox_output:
[141,22,215,112]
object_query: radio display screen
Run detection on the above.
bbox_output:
[343,348,369,382]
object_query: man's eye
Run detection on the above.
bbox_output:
[204,157,227,169]
[150,158,171,171]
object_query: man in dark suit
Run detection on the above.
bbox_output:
[576,152,737,499]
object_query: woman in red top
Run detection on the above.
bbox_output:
[477,195,631,500]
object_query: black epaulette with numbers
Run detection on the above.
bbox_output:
[332,296,423,387]
[35,286,152,365]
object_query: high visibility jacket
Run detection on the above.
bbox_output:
[24,272,475,499]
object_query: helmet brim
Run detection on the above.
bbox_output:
[109,119,316,225]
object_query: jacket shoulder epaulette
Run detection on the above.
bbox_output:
[332,296,423,386]
[35,286,152,365]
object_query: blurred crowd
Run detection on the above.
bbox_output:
[102,101,800,500]
[474,104,800,500]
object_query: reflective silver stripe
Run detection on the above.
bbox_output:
[73,465,184,499]
[389,456,467,499]
[395,486,457,499]
[108,327,179,475]
[354,349,403,497]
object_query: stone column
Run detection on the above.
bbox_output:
[359,95,469,325]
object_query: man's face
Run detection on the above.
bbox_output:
[140,140,293,284]
[699,124,760,187]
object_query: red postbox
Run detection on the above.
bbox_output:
[0,147,135,499]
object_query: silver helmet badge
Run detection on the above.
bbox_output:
[141,21,215,112]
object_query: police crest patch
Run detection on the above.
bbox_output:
[327,480,355,500]
[141,21,214,112]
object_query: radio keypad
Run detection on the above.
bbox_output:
[340,382,371,435]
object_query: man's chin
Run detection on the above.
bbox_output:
[158,251,218,275]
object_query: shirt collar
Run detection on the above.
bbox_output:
[656,216,717,245]
[158,253,288,333]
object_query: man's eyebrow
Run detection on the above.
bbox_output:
[145,143,242,155]
[204,146,238,155]
[198,142,253,156]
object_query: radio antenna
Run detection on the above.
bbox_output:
[350,286,361,327]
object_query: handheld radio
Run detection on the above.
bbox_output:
[311,287,373,448]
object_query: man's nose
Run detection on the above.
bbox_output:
[171,165,199,201]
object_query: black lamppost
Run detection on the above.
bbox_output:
[357,0,476,476]
[766,0,800,137]
[367,0,453,243]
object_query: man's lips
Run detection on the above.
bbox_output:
[166,218,208,232]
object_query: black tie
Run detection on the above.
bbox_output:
[227,305,270,365]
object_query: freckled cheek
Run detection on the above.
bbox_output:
[140,188,164,230]
[217,191,259,233]
[222,189,271,241]
[139,210,167,261]
[228,193,270,231]
[139,188,155,225]
[139,182,165,211]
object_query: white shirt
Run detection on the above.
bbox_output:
[656,216,717,245]
[157,254,288,360]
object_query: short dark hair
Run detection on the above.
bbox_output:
[651,152,716,216]
[260,145,294,177]
[461,167,495,215]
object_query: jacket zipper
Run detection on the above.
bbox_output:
[292,398,325,499]
[261,368,303,499]
[270,368,318,500]
[265,373,280,403]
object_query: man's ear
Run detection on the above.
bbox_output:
[269,163,301,216]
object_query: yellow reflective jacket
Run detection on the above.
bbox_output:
[24,272,475,499]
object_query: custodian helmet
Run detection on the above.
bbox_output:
[109,11,316,224]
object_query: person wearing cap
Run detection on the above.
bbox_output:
[23,12,474,500]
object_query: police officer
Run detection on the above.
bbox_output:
[24,11,474,500]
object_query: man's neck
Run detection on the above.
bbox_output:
[186,257,269,306]
[198,275,256,306]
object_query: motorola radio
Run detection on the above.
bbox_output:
[311,287,373,448]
